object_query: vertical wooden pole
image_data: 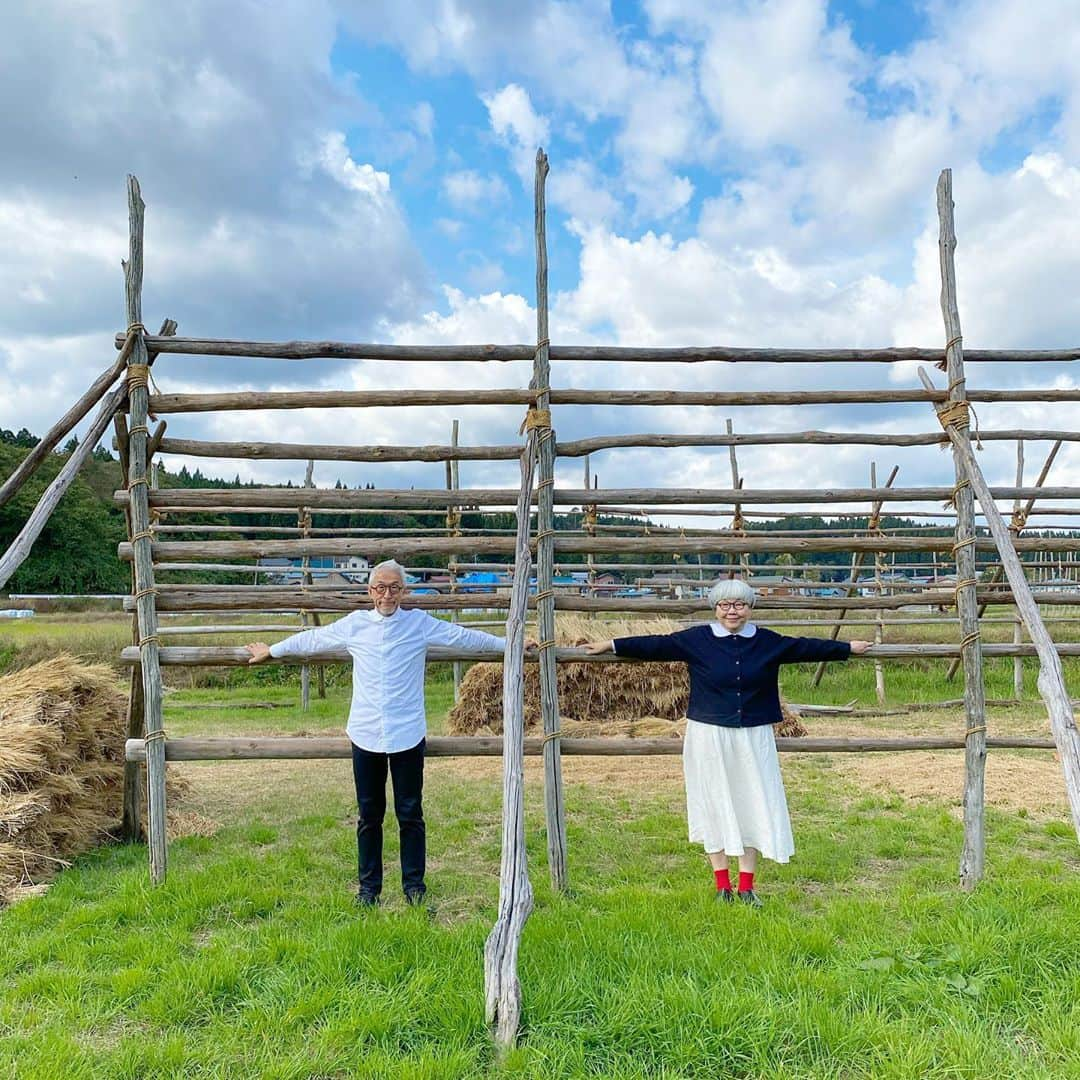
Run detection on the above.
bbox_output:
[726,419,750,577]
[1013,443,1025,699]
[123,176,167,883]
[448,420,463,702]
[583,455,597,604]
[937,169,987,889]
[812,466,898,686]
[484,395,539,1055]
[300,459,314,711]
[870,463,886,705]
[531,149,568,892]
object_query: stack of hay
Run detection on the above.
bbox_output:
[448,616,807,740]
[0,655,201,907]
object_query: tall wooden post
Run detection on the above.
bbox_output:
[726,419,750,577]
[937,168,987,889]
[531,149,568,892]
[124,176,168,883]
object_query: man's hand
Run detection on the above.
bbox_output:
[576,638,614,655]
[849,640,872,655]
[245,642,272,665]
[524,638,539,652]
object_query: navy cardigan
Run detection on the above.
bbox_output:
[613,625,851,728]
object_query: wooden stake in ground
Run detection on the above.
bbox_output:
[920,367,1080,841]
[483,398,539,1054]
[870,463,887,705]
[300,459,314,712]
[935,169,988,889]
[530,149,568,893]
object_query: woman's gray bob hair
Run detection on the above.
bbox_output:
[706,578,757,608]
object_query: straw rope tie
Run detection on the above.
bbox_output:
[127,364,150,391]
[144,729,167,745]
[138,634,160,648]
[965,724,986,737]
[535,337,550,352]
[133,587,157,600]
[520,408,552,434]
[536,639,557,652]
[959,631,981,649]
[533,589,554,603]
[128,424,149,437]
[535,529,555,541]
[541,729,562,746]
[126,476,149,490]
[536,477,555,489]
[130,529,154,543]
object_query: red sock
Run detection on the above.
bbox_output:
[738,871,755,893]
[714,868,731,892]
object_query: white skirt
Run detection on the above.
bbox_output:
[682,718,794,863]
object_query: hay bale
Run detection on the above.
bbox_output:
[448,617,808,739]
[0,655,200,906]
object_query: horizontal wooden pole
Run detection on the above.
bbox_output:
[117,333,1080,364]
[124,733,1058,762]
[126,486,1080,510]
[132,589,1080,614]
[154,431,1080,463]
[146,387,1080,413]
[120,642,1080,667]
[122,535,1080,562]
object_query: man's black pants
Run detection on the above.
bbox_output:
[350,738,425,897]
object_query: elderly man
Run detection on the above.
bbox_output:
[245,558,508,908]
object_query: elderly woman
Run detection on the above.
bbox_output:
[582,579,870,905]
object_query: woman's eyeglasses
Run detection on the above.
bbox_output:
[715,601,748,612]
[370,583,404,596]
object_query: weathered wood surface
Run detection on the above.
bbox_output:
[128,484,1080,509]
[0,383,127,590]
[119,642,1080,666]
[0,334,135,509]
[484,290,540,1051]
[531,150,568,894]
[121,535,1080,562]
[133,588,1080,614]
[124,733,1059,763]
[115,332,1080,364]
[146,386,1080,412]
[154,429,1080,462]
[923,370,1080,841]
[935,170,988,888]
[123,175,168,885]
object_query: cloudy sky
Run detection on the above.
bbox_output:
[2,0,1079,521]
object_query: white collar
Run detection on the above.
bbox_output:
[370,607,402,621]
[710,621,756,638]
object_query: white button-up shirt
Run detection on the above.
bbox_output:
[269,607,506,753]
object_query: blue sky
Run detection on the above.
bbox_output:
[1,0,1078,507]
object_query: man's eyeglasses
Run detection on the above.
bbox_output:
[370,583,404,596]
[715,600,749,612]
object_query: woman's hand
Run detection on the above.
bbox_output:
[245,642,272,665]
[575,638,614,655]
[849,640,873,655]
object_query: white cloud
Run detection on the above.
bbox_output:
[442,169,509,211]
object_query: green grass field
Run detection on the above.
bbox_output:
[2,616,1079,1077]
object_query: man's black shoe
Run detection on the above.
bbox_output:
[737,889,763,908]
[356,891,380,908]
[716,888,735,903]
[404,889,428,907]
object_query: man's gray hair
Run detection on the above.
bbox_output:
[369,558,407,583]
[706,578,757,608]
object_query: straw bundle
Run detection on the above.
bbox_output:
[448,616,807,739]
[0,655,195,906]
